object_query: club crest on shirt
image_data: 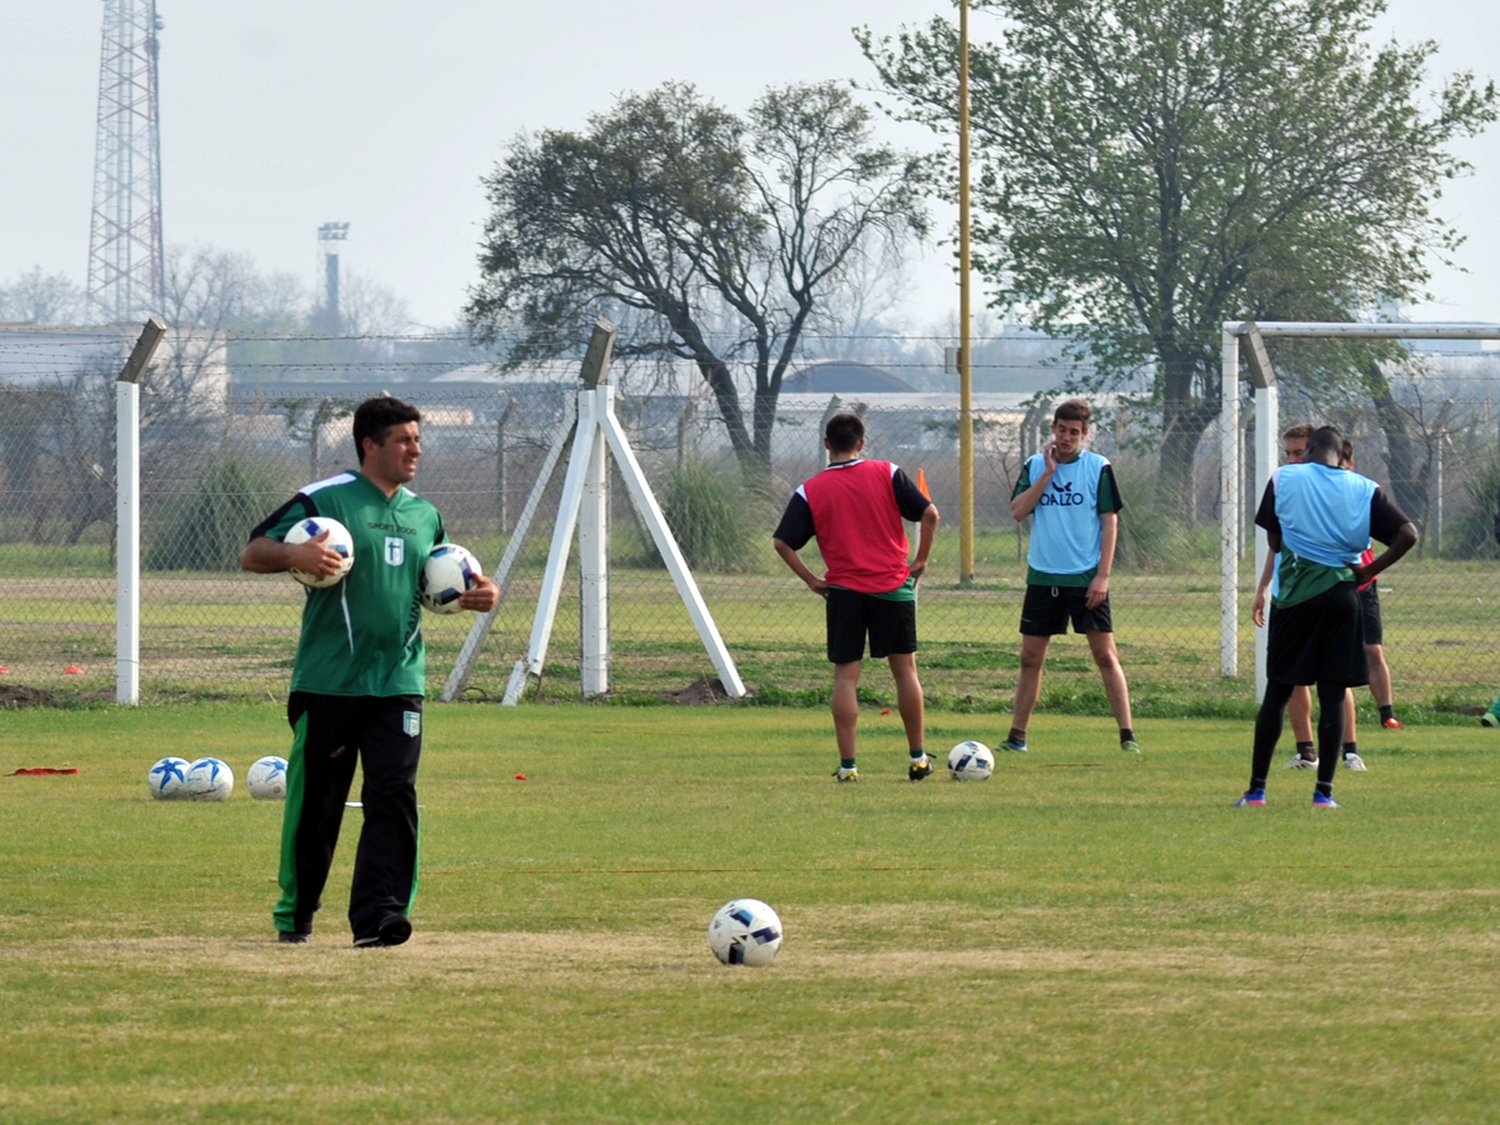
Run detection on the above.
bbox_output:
[385,537,405,566]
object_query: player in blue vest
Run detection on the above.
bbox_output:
[1006,399,1139,754]
[1236,426,1417,809]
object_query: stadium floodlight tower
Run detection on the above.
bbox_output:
[1219,319,1500,696]
[318,222,350,329]
[86,0,165,325]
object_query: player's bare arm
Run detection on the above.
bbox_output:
[1351,522,1419,586]
[1086,511,1118,610]
[1251,547,1278,628]
[774,537,829,597]
[239,531,345,578]
[458,574,501,613]
[908,503,940,584]
[1010,440,1058,522]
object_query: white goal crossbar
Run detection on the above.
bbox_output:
[1219,320,1500,697]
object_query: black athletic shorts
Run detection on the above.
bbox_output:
[1359,583,1383,646]
[1267,582,1368,686]
[825,587,917,664]
[1019,583,1113,637]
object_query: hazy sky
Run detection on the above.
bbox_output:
[2,0,1498,332]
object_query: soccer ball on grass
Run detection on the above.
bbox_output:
[246,756,288,800]
[183,757,234,801]
[147,757,190,800]
[420,543,483,614]
[947,741,995,781]
[708,898,783,967]
[283,517,354,588]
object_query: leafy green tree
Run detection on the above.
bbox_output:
[465,81,929,481]
[862,0,1495,517]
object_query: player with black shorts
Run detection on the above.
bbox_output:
[1236,426,1417,809]
[773,413,939,782]
[1006,399,1139,754]
[241,397,499,946]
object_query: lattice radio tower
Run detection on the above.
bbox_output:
[86,0,165,324]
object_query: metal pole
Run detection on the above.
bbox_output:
[1219,328,1240,679]
[116,317,166,704]
[956,0,975,584]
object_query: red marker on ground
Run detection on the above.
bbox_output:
[515,773,526,781]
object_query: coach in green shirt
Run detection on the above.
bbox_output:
[241,396,498,947]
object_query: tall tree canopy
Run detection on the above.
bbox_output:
[465,81,929,477]
[861,0,1494,516]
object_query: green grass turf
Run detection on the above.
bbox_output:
[2,703,1498,1123]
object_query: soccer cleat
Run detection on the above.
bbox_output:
[1120,740,1142,753]
[277,930,310,945]
[999,739,1028,753]
[1286,752,1317,770]
[833,767,859,783]
[354,913,412,948]
[1343,752,1367,771]
[1312,792,1341,809]
[1380,717,1404,730]
[908,754,935,781]
[1233,789,1266,807]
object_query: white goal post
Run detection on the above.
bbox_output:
[1218,320,1500,697]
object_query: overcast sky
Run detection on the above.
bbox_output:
[2,0,1497,332]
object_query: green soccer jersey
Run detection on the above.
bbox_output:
[252,470,446,697]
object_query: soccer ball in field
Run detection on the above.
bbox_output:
[148,756,190,800]
[283,516,355,588]
[183,757,234,801]
[947,741,995,781]
[420,543,483,614]
[245,756,288,800]
[708,898,783,967]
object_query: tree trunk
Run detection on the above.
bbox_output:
[1156,351,1218,523]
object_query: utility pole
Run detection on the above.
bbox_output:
[957,0,976,584]
[87,0,165,323]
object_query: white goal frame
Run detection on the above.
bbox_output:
[1219,320,1500,697]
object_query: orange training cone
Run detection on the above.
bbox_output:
[916,469,931,499]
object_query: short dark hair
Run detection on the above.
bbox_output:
[1053,399,1091,428]
[1340,438,1354,465]
[353,396,421,464]
[1307,425,1344,460]
[1283,423,1315,441]
[825,412,865,454]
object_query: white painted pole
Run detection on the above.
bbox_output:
[116,379,140,704]
[578,386,611,697]
[1253,382,1278,701]
[519,398,595,683]
[115,318,166,705]
[1219,328,1240,679]
[598,408,746,698]
[444,397,576,702]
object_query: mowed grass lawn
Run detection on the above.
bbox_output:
[2,702,1498,1124]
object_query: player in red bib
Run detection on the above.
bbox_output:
[774,413,939,782]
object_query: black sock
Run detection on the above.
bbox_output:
[1296,740,1316,760]
[1343,741,1357,758]
[1316,780,1334,799]
[1008,727,1027,745]
[1379,705,1395,723]
[840,758,856,770]
[1119,728,1135,744]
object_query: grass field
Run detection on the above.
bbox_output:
[3,702,1498,1123]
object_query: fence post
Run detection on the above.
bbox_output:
[116,317,167,705]
[496,397,513,536]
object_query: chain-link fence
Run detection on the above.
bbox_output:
[4,331,1500,715]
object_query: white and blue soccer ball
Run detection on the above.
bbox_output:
[284,516,355,588]
[708,898,783,967]
[183,757,234,801]
[947,741,995,781]
[245,756,288,800]
[420,543,483,614]
[147,756,190,800]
